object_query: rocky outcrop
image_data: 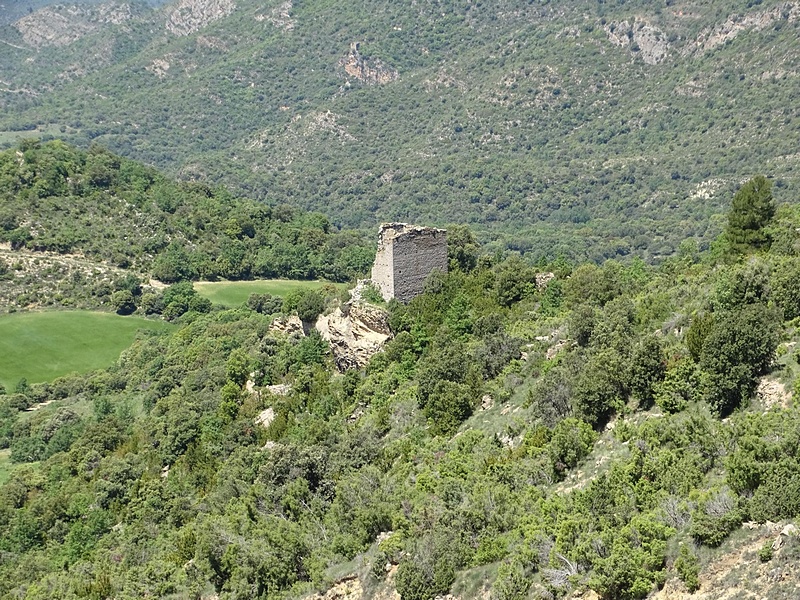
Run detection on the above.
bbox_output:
[269,314,305,336]
[339,42,399,85]
[683,2,800,56]
[255,0,295,31]
[254,407,275,428]
[305,576,364,600]
[315,286,392,371]
[535,272,555,290]
[306,573,400,600]
[603,19,669,65]
[166,0,236,37]
[13,3,133,48]
[651,520,799,599]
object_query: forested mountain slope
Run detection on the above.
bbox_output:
[1,154,800,599]
[0,140,374,283]
[2,0,799,260]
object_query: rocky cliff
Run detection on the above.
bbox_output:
[13,2,133,48]
[603,18,669,65]
[339,42,399,85]
[315,283,392,371]
[165,0,235,36]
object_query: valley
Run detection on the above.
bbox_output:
[1,0,799,260]
[0,0,799,598]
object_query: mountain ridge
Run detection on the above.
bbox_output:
[1,0,799,261]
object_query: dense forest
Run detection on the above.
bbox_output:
[1,0,800,260]
[1,143,799,599]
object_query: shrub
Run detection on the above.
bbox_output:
[674,544,700,592]
[423,380,473,436]
[296,290,325,323]
[111,290,136,315]
[758,540,773,563]
[548,418,597,477]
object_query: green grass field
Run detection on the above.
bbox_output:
[194,279,343,306]
[0,449,11,486]
[0,311,172,391]
[0,125,68,146]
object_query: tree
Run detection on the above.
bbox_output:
[725,175,775,253]
[226,349,251,386]
[447,225,479,273]
[700,304,781,415]
[152,242,196,283]
[111,290,136,315]
[423,380,473,436]
[563,261,623,307]
[573,349,625,427]
[685,312,714,363]
[569,304,596,347]
[548,418,597,476]
[770,257,800,320]
[494,256,536,307]
[296,290,325,323]
[629,335,666,409]
[674,544,700,592]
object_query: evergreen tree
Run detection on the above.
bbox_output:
[725,175,775,253]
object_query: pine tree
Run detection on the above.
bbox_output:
[725,175,775,253]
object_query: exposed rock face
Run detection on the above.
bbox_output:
[166,0,235,36]
[339,42,399,85]
[255,0,295,30]
[683,2,800,56]
[306,576,363,600]
[269,314,304,336]
[307,574,400,600]
[603,19,669,65]
[371,223,448,303]
[535,271,555,290]
[13,3,133,48]
[651,520,800,599]
[316,295,392,371]
[756,377,792,410]
[254,407,275,428]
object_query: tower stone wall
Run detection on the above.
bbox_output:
[370,223,447,303]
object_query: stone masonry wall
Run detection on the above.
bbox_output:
[371,223,447,303]
[370,224,396,300]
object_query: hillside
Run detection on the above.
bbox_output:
[0,140,374,309]
[1,0,799,260]
[1,151,800,599]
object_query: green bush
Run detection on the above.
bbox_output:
[674,544,700,592]
[548,418,597,477]
[296,290,326,323]
[758,540,773,563]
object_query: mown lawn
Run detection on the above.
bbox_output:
[0,311,172,391]
[193,279,343,306]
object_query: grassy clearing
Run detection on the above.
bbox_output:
[0,449,11,486]
[194,279,344,306]
[0,311,172,390]
[0,125,68,146]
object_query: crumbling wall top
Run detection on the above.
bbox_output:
[377,222,446,243]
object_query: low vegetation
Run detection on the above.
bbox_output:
[194,279,342,307]
[0,162,798,599]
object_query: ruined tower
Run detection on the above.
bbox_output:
[371,223,448,303]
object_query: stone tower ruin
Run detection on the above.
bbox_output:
[371,223,448,303]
